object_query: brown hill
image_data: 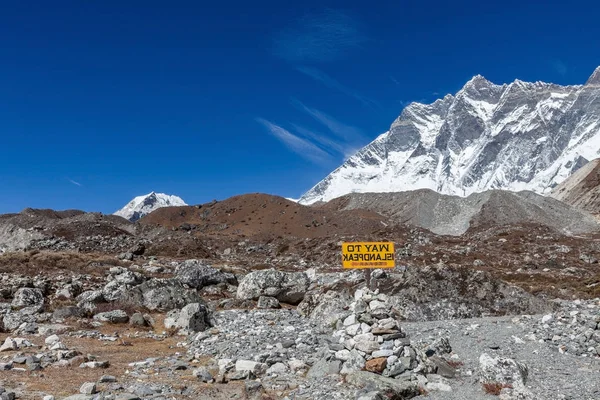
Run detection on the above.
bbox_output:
[551,159,600,218]
[138,193,387,239]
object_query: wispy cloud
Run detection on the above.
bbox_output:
[273,9,366,63]
[289,123,352,157]
[67,178,82,187]
[291,99,365,143]
[256,118,332,165]
[296,66,377,107]
[390,76,401,86]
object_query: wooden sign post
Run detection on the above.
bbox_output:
[342,242,395,289]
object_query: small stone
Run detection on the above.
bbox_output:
[355,341,380,354]
[257,296,281,309]
[235,360,267,375]
[346,323,361,336]
[193,367,213,382]
[45,334,60,346]
[93,310,129,324]
[541,314,553,324]
[0,338,17,352]
[99,375,117,383]
[369,300,386,310]
[115,394,141,400]
[426,374,452,392]
[335,349,351,361]
[80,382,97,395]
[288,359,307,372]
[50,342,68,351]
[266,362,288,375]
[372,349,394,358]
[129,313,147,327]
[365,357,387,373]
[343,314,357,326]
[79,361,110,369]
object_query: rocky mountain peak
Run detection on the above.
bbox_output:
[586,66,600,85]
[114,192,187,222]
[300,67,600,204]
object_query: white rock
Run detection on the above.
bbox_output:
[335,349,352,361]
[512,336,525,344]
[369,300,385,310]
[288,359,307,372]
[354,289,365,301]
[50,342,68,351]
[80,382,97,395]
[266,362,288,375]
[479,353,528,387]
[354,333,375,343]
[426,379,452,392]
[0,338,17,352]
[235,359,266,375]
[360,323,371,333]
[372,349,394,358]
[343,315,357,326]
[541,314,553,324]
[45,334,60,346]
[346,323,361,336]
[344,338,356,350]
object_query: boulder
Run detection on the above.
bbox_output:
[237,269,309,305]
[11,288,44,308]
[93,310,129,324]
[76,290,105,305]
[102,280,132,302]
[174,303,212,333]
[52,306,84,320]
[118,278,203,311]
[112,270,145,286]
[3,311,36,332]
[298,290,352,328]
[175,260,237,289]
[479,353,528,387]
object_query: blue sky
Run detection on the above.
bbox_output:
[1,0,599,213]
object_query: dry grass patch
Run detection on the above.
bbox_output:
[0,325,180,398]
[0,251,127,276]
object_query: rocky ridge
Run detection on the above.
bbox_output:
[301,67,600,204]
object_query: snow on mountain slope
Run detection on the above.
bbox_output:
[114,192,187,222]
[300,67,600,204]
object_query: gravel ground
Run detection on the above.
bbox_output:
[406,316,600,400]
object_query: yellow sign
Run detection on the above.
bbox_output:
[342,242,395,269]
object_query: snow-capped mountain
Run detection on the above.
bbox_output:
[114,192,187,222]
[300,67,600,204]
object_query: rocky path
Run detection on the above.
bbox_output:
[407,314,600,400]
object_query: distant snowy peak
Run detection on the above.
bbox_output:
[114,192,187,222]
[300,67,600,204]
